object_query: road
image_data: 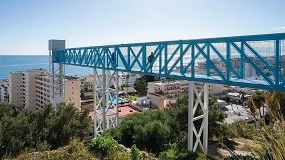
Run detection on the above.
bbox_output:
[223,104,251,124]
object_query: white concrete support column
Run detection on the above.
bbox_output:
[188,82,209,154]
[93,68,119,138]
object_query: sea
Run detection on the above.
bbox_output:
[0,55,93,80]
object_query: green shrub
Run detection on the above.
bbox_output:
[158,149,218,160]
[158,149,176,160]
[16,139,93,160]
[89,135,118,157]
[130,144,143,160]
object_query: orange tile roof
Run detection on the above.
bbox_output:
[88,106,139,120]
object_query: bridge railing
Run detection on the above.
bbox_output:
[52,33,285,91]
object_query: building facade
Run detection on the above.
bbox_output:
[147,80,225,110]
[118,73,139,87]
[9,69,81,110]
[147,80,189,110]
[0,80,9,103]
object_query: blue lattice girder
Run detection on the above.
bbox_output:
[52,33,285,91]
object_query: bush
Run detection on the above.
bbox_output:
[89,135,118,157]
[0,103,91,158]
[228,121,257,139]
[16,139,93,160]
[130,144,143,160]
[158,149,218,160]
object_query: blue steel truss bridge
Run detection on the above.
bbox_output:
[49,33,285,154]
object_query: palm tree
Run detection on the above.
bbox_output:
[239,91,246,108]
[126,74,130,98]
[248,100,256,118]
[250,91,265,118]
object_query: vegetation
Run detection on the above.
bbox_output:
[104,92,227,157]
[158,149,218,160]
[0,103,91,159]
[89,135,118,158]
[121,84,130,90]
[16,139,93,160]
[134,75,159,96]
[5,88,285,159]
[227,91,285,159]
[89,135,155,160]
[134,76,148,96]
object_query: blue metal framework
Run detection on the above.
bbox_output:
[52,33,285,92]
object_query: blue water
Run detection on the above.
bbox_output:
[0,55,93,80]
[111,97,125,103]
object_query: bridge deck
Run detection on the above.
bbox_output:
[52,33,285,91]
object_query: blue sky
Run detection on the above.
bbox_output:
[0,0,285,55]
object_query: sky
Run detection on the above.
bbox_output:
[0,0,285,55]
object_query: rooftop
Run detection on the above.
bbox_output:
[65,76,79,80]
[88,106,139,120]
[122,87,137,93]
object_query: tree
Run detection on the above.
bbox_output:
[89,135,118,158]
[126,74,130,83]
[264,91,285,116]
[134,75,160,96]
[126,74,130,96]
[80,92,85,100]
[0,103,91,158]
[239,91,246,108]
[105,92,227,155]
[121,84,130,90]
[250,91,265,117]
[134,76,148,96]
[110,85,115,89]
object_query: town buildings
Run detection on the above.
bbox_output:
[9,69,81,110]
[0,80,9,103]
[80,75,94,92]
[147,80,226,110]
[118,73,139,87]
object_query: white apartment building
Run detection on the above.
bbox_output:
[147,80,188,110]
[118,73,139,87]
[35,75,81,110]
[244,62,257,78]
[9,69,45,108]
[80,75,94,91]
[9,69,81,110]
[0,80,9,103]
[147,80,225,110]
[194,82,225,95]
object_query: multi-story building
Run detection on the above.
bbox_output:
[118,73,139,87]
[0,80,9,103]
[80,75,94,91]
[244,62,256,78]
[147,80,189,110]
[35,75,81,110]
[147,80,225,110]
[9,69,81,110]
[9,69,45,108]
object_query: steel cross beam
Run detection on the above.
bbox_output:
[52,33,285,92]
[50,33,285,155]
